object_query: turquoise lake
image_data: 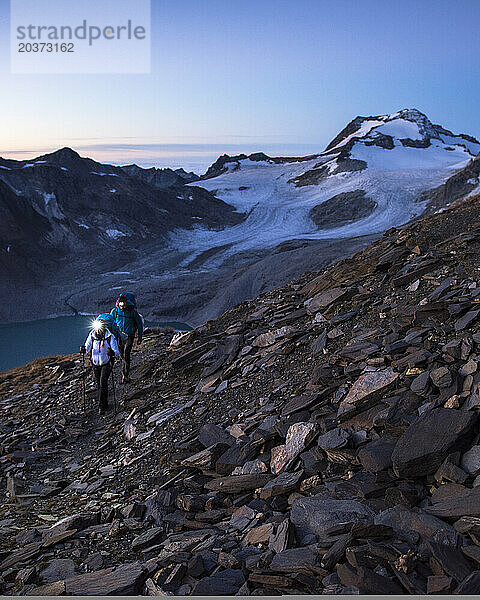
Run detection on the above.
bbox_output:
[0,315,191,373]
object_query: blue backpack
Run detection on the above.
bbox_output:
[97,313,126,343]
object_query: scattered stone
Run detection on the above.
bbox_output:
[270,422,318,474]
[460,359,478,376]
[375,505,455,544]
[291,497,374,539]
[317,428,349,450]
[430,366,452,388]
[427,575,453,594]
[192,568,245,596]
[39,559,78,583]
[338,367,399,417]
[64,562,148,595]
[198,423,236,448]
[426,486,480,518]
[204,473,272,493]
[9,190,480,596]
[26,581,66,596]
[392,408,476,477]
[337,562,403,594]
[131,527,164,550]
[455,310,480,331]
[306,287,349,313]
[259,470,303,499]
[270,546,324,574]
[410,371,430,395]
[461,445,480,476]
[357,437,396,472]
[242,523,273,546]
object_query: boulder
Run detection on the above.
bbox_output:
[270,422,318,474]
[338,368,399,417]
[357,437,396,472]
[290,497,374,539]
[64,562,147,595]
[461,445,480,475]
[375,504,455,545]
[39,559,78,583]
[392,408,476,477]
[193,568,245,596]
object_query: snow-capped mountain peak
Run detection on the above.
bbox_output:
[322,107,479,158]
[172,108,480,270]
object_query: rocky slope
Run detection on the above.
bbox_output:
[419,153,480,214]
[3,192,480,594]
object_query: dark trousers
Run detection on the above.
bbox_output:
[119,334,135,378]
[93,362,112,409]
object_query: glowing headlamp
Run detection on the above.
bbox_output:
[92,319,104,332]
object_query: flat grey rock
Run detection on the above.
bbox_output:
[39,558,78,583]
[290,496,374,539]
[392,408,476,477]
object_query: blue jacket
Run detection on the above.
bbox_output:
[110,306,143,342]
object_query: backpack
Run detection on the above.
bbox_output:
[97,313,127,343]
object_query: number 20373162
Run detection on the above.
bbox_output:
[17,42,74,52]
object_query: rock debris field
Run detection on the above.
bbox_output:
[3,193,480,595]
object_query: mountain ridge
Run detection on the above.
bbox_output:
[1,108,480,326]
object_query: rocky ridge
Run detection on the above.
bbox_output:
[121,164,199,188]
[0,147,242,318]
[3,193,480,594]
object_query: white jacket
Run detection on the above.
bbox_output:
[85,329,120,366]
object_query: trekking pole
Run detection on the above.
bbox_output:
[111,359,117,414]
[79,346,86,412]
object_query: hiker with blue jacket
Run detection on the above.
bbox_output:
[82,320,120,414]
[110,293,143,383]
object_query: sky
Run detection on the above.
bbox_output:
[1,0,480,172]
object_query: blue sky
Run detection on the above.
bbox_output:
[1,0,479,171]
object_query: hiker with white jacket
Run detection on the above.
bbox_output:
[81,320,120,414]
